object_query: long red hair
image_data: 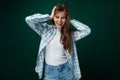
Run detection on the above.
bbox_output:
[52,3,72,54]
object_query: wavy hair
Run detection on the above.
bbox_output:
[51,3,72,54]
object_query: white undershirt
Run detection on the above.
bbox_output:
[45,29,67,66]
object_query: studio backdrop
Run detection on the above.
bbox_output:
[0,0,119,80]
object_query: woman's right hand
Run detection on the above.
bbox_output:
[50,6,56,19]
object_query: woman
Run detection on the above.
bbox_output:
[25,3,91,80]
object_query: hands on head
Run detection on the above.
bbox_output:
[50,6,56,19]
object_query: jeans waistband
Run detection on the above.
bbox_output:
[45,62,69,69]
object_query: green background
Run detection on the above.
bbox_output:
[0,0,119,80]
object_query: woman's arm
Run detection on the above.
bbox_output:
[71,19,91,41]
[25,13,50,36]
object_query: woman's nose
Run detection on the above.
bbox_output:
[58,18,62,22]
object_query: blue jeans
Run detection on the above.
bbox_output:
[43,62,73,80]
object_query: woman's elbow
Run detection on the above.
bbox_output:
[25,16,30,23]
[87,27,91,35]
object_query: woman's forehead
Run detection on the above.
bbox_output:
[55,11,66,16]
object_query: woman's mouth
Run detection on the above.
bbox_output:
[57,23,62,26]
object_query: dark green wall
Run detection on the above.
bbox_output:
[0,0,119,80]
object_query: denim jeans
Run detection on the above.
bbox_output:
[43,62,73,80]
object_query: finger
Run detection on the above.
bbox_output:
[52,6,56,12]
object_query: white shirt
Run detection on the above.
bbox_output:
[45,29,67,66]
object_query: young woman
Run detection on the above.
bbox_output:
[25,3,91,80]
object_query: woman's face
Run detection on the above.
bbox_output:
[53,11,66,29]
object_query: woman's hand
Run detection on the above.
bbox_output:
[50,6,56,19]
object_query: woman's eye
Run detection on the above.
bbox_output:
[62,17,65,19]
[56,16,59,18]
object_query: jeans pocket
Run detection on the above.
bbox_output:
[45,65,58,75]
[44,65,59,79]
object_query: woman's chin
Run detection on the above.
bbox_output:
[56,25,63,29]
